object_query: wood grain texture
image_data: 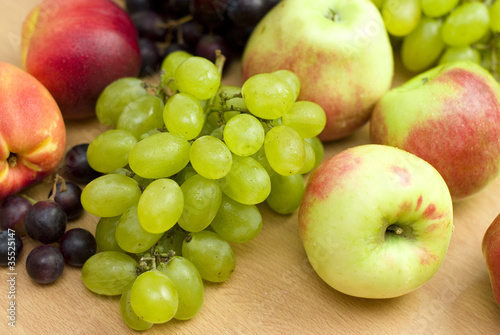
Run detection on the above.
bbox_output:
[1,1,500,334]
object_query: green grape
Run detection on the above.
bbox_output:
[441,2,490,47]
[218,154,271,205]
[200,111,220,136]
[172,164,198,185]
[214,85,246,110]
[115,206,164,253]
[130,270,178,324]
[282,101,326,139]
[382,0,421,37]
[174,56,221,100]
[95,216,125,252]
[182,230,236,283]
[271,69,301,100]
[158,256,204,320]
[420,0,458,18]
[222,111,240,122]
[305,137,324,169]
[264,125,306,176]
[178,174,222,232]
[155,225,186,256]
[128,132,191,179]
[81,174,141,217]
[81,251,138,296]
[210,125,224,140]
[491,1,500,33]
[241,73,295,119]
[210,194,262,243]
[120,287,154,331]
[223,114,265,156]
[160,50,193,92]
[189,136,232,180]
[163,93,204,140]
[96,77,147,126]
[116,95,165,139]
[401,17,445,73]
[87,129,137,173]
[139,128,161,140]
[438,46,481,65]
[265,173,304,215]
[138,179,184,234]
[296,139,316,175]
[370,0,384,9]
[251,145,274,176]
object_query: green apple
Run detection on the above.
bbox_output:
[370,61,500,201]
[241,0,394,142]
[298,144,454,299]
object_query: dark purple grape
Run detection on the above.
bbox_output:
[227,0,272,28]
[65,143,102,184]
[26,245,64,284]
[48,182,83,221]
[190,0,231,28]
[195,34,232,65]
[0,230,23,266]
[131,11,167,41]
[161,0,191,18]
[0,195,32,236]
[223,23,254,52]
[59,228,97,267]
[138,38,163,77]
[180,20,206,48]
[25,201,67,245]
[126,0,152,14]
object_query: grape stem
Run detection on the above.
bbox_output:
[49,174,66,201]
[137,248,177,274]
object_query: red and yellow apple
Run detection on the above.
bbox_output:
[21,0,141,120]
[483,213,500,307]
[299,144,454,299]
[0,62,66,199]
[241,0,394,141]
[370,61,500,201]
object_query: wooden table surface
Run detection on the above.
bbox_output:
[2,1,500,334]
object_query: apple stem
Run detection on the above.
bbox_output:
[387,224,404,235]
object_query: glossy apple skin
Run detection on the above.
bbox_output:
[0,62,66,200]
[370,61,500,201]
[299,144,453,299]
[241,0,393,142]
[482,214,500,307]
[21,0,141,120]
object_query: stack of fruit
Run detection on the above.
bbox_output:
[376,0,500,79]
[78,50,326,330]
[125,0,280,76]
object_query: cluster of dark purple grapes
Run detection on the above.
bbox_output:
[0,143,101,284]
[126,0,280,77]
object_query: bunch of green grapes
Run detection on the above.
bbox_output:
[79,50,326,330]
[373,0,500,79]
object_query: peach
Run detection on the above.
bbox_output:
[0,62,66,199]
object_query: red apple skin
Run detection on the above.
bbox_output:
[21,0,141,120]
[371,62,500,201]
[0,62,66,200]
[482,213,500,307]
